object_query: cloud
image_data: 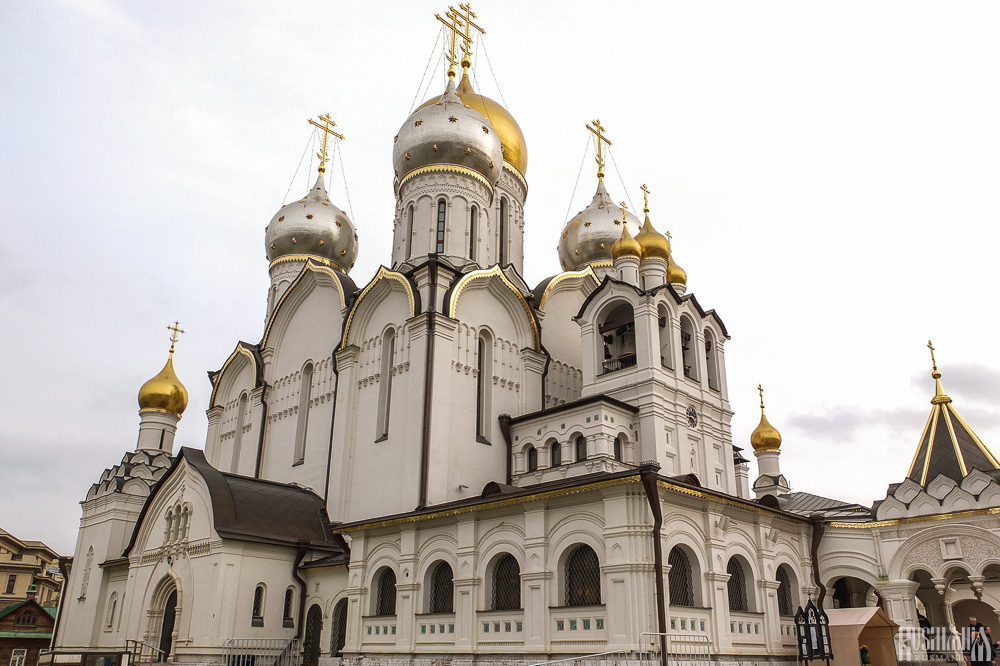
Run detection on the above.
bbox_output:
[929,363,1000,404]
[787,406,928,441]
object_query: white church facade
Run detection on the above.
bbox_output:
[45,8,1000,666]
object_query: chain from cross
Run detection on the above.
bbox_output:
[927,340,937,372]
[308,114,345,175]
[436,7,465,68]
[758,383,765,409]
[167,321,185,353]
[640,183,650,213]
[586,119,611,181]
[454,3,484,57]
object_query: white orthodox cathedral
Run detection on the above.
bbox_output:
[47,8,1000,666]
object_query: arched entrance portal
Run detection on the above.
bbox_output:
[330,599,348,657]
[302,604,323,666]
[830,576,883,609]
[158,590,177,661]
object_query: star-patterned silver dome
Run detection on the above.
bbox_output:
[265,175,358,273]
[557,181,641,271]
[393,75,503,191]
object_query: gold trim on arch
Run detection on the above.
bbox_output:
[268,254,343,272]
[538,265,601,310]
[262,261,346,348]
[341,266,416,347]
[209,345,258,407]
[448,265,539,351]
[503,160,527,193]
[397,164,496,197]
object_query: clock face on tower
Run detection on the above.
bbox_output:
[686,406,698,428]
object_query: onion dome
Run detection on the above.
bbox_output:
[265,175,357,273]
[415,61,528,178]
[635,211,670,262]
[611,220,641,261]
[558,181,641,271]
[138,346,188,417]
[394,69,503,191]
[750,387,781,452]
[666,237,688,286]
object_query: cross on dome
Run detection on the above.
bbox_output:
[167,321,184,354]
[640,183,650,213]
[586,119,612,181]
[308,114,344,175]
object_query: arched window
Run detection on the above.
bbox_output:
[406,204,414,257]
[106,592,118,628]
[668,547,694,607]
[491,554,521,610]
[498,198,508,265]
[549,440,562,467]
[374,568,397,616]
[283,588,295,628]
[658,304,673,369]
[469,205,478,260]
[726,557,750,612]
[232,393,248,473]
[294,364,313,464]
[704,329,720,390]
[613,436,623,462]
[429,562,454,613]
[575,436,587,462]
[252,584,265,626]
[476,331,493,440]
[776,565,795,616]
[599,303,637,374]
[330,598,348,657]
[526,446,538,472]
[436,199,447,253]
[680,317,698,381]
[376,330,395,439]
[565,545,601,606]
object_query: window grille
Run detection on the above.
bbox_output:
[551,442,562,467]
[15,612,36,627]
[430,562,454,613]
[565,545,601,606]
[727,558,749,612]
[614,437,623,462]
[330,599,348,657]
[527,447,538,471]
[575,436,587,462]
[777,566,794,616]
[283,588,294,627]
[668,547,694,607]
[302,605,323,666]
[375,569,397,616]
[491,554,521,610]
[436,200,446,253]
[5,574,15,595]
[252,585,265,626]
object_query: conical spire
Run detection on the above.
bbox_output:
[905,342,1000,484]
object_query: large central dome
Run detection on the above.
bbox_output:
[417,70,527,177]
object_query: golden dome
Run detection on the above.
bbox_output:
[417,68,528,177]
[666,239,687,286]
[635,212,669,261]
[138,350,188,417]
[750,387,781,452]
[611,221,641,261]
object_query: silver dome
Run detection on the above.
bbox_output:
[557,180,641,271]
[393,78,503,190]
[265,175,358,273]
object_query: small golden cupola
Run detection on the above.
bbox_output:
[750,384,782,452]
[138,322,189,418]
[634,185,670,262]
[665,231,687,287]
[610,214,642,261]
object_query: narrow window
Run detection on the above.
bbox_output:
[406,204,414,257]
[613,436,623,462]
[565,545,601,606]
[231,393,247,473]
[293,364,313,464]
[498,198,507,265]
[469,205,477,260]
[526,446,538,472]
[330,599,348,657]
[283,588,295,628]
[476,331,492,440]
[575,436,587,462]
[726,557,749,612]
[658,306,673,369]
[668,547,694,607]
[5,575,16,595]
[436,199,446,253]
[776,566,795,616]
[106,592,118,628]
[705,329,720,390]
[375,569,397,616]
[252,584,265,626]
[681,317,698,381]
[491,554,521,610]
[429,562,454,613]
[550,441,562,467]
[376,330,395,439]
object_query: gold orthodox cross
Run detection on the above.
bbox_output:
[454,3,484,58]
[167,321,185,353]
[308,114,344,175]
[436,7,465,69]
[619,200,628,224]
[758,383,765,409]
[927,340,938,372]
[586,119,612,181]
[640,183,650,213]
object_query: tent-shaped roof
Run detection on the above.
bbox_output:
[906,366,1000,486]
[826,607,898,630]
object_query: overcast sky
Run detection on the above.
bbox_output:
[3,0,999,555]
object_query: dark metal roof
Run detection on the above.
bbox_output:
[906,391,1000,486]
[507,393,639,425]
[776,491,870,519]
